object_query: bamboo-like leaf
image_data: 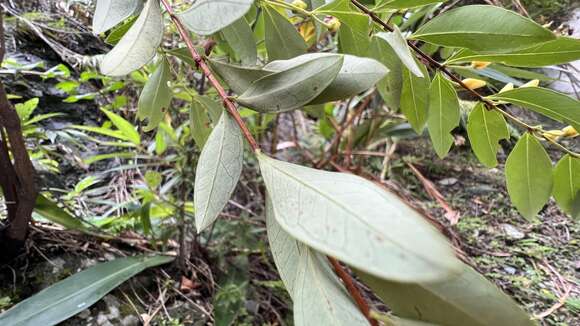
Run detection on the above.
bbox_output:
[100,0,163,76]
[553,155,580,219]
[376,27,423,77]
[263,5,308,60]
[34,195,86,231]
[0,256,174,326]
[505,133,553,220]
[357,264,536,326]
[189,99,212,148]
[194,113,244,232]
[400,62,429,133]
[237,55,343,112]
[427,72,460,158]
[266,198,369,326]
[369,34,403,110]
[100,108,140,145]
[92,0,142,34]
[466,103,509,168]
[177,0,253,35]
[221,17,257,66]
[258,154,461,282]
[488,87,580,132]
[412,5,555,52]
[137,58,172,131]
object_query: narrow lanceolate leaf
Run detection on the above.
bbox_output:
[189,99,212,148]
[488,88,580,133]
[258,154,461,282]
[357,264,536,326]
[412,5,555,52]
[101,108,141,145]
[369,35,403,110]
[34,195,85,231]
[100,0,163,76]
[378,0,445,9]
[553,155,580,219]
[208,59,271,95]
[194,113,244,232]
[221,18,257,66]
[467,103,509,168]
[0,256,174,326]
[376,27,423,77]
[266,198,369,326]
[92,0,142,34]
[400,62,429,133]
[137,58,172,131]
[263,6,308,60]
[505,133,553,220]
[445,37,580,67]
[427,72,460,158]
[237,55,343,112]
[177,0,253,35]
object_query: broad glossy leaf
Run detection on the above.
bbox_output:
[266,198,369,326]
[376,27,423,77]
[100,0,163,76]
[467,103,509,168]
[369,35,403,109]
[237,55,343,112]
[101,108,140,145]
[137,58,172,131]
[194,113,244,232]
[263,6,307,60]
[427,72,460,158]
[488,88,580,132]
[258,154,461,282]
[357,264,536,326]
[34,195,86,231]
[93,0,142,34]
[177,0,253,35]
[553,155,580,219]
[412,5,555,52]
[0,256,174,326]
[400,62,429,133]
[189,99,212,148]
[445,37,580,67]
[378,0,445,9]
[208,58,271,95]
[221,17,257,66]
[505,133,553,220]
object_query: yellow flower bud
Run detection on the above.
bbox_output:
[291,0,308,10]
[499,83,514,93]
[462,78,487,90]
[299,21,315,42]
[543,129,564,142]
[327,17,341,32]
[520,79,540,88]
[561,125,578,137]
[471,61,491,70]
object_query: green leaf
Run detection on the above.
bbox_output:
[427,72,460,158]
[177,0,253,35]
[412,5,555,52]
[137,57,172,131]
[208,58,271,94]
[263,6,308,60]
[258,154,461,282]
[487,88,580,133]
[104,16,137,45]
[377,0,445,9]
[376,27,423,77]
[445,37,580,67]
[553,155,580,219]
[194,113,244,232]
[221,17,257,66]
[236,55,343,112]
[92,0,142,34]
[14,98,39,122]
[400,62,429,133]
[357,264,536,326]
[266,197,369,326]
[314,0,367,31]
[189,99,212,148]
[369,35,403,110]
[100,108,140,145]
[196,96,224,124]
[71,125,135,143]
[100,0,163,76]
[34,195,86,231]
[467,103,509,168]
[505,133,553,220]
[0,256,174,326]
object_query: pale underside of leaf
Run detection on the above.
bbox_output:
[177,0,254,35]
[376,27,423,78]
[92,0,142,34]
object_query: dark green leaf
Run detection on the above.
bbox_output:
[34,195,86,231]
[263,6,307,60]
[427,72,460,158]
[221,17,257,66]
[467,103,509,167]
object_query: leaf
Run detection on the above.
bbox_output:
[263,6,308,60]
[400,62,429,133]
[189,99,212,148]
[487,87,580,133]
[137,57,172,131]
[412,5,555,52]
[505,133,553,220]
[0,256,174,326]
[338,23,370,57]
[266,197,369,326]
[378,0,445,9]
[104,16,137,45]
[376,27,423,77]
[466,103,509,168]
[221,17,257,66]
[177,0,253,35]
[258,154,461,282]
[92,0,142,34]
[15,98,39,122]
[357,264,536,326]
[100,0,163,76]
[208,58,271,94]
[553,155,580,219]
[100,108,140,145]
[369,35,403,110]
[194,113,244,232]
[236,55,343,112]
[34,195,86,231]
[427,72,460,158]
[196,96,224,124]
